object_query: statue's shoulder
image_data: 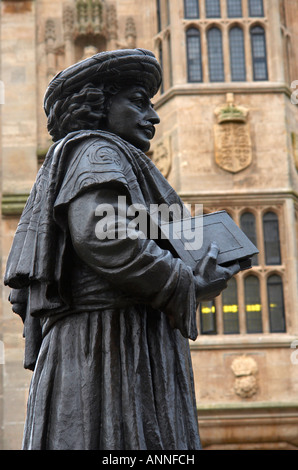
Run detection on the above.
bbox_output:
[67,133,126,171]
[54,133,129,208]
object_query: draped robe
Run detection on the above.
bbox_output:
[4,131,201,450]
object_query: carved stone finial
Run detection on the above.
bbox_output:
[125,17,137,48]
[75,0,104,36]
[45,18,56,43]
[107,4,118,39]
[63,3,75,37]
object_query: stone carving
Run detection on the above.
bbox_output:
[75,0,104,35]
[45,18,56,44]
[63,3,75,39]
[107,3,118,41]
[231,355,258,398]
[214,94,252,174]
[125,17,137,48]
[151,136,172,178]
[45,18,58,78]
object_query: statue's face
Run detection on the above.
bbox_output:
[105,86,160,152]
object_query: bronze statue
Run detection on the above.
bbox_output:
[4,49,239,450]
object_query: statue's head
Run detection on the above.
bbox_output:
[44,49,162,151]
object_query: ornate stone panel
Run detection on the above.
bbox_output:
[214,94,252,174]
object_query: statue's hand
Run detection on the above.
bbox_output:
[194,242,240,302]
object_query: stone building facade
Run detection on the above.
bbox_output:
[0,0,297,450]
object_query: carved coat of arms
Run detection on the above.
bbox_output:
[214,94,252,173]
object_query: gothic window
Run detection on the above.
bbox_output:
[245,275,263,333]
[240,212,258,265]
[249,0,264,17]
[267,275,286,333]
[205,0,221,18]
[229,26,246,81]
[207,27,224,82]
[199,301,217,334]
[157,0,162,32]
[186,28,203,82]
[250,25,268,80]
[195,205,286,337]
[222,278,239,334]
[184,0,200,19]
[263,212,281,265]
[227,0,243,17]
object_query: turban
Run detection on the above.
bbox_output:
[44,48,162,116]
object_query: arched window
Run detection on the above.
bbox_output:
[227,0,243,17]
[267,275,286,332]
[222,278,239,334]
[245,276,263,333]
[263,212,281,265]
[240,212,258,265]
[184,0,199,19]
[199,301,217,335]
[249,0,264,17]
[229,26,246,81]
[186,28,203,82]
[205,0,221,18]
[207,27,224,82]
[250,25,268,81]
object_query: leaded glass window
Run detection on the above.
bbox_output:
[267,275,286,332]
[227,0,243,17]
[222,278,239,334]
[186,28,203,82]
[205,0,221,18]
[245,276,263,333]
[249,0,264,17]
[229,26,246,81]
[263,212,281,265]
[207,27,224,82]
[200,301,217,334]
[251,25,268,80]
[241,212,258,265]
[184,0,199,19]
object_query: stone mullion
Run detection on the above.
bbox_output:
[222,22,230,83]
[237,272,246,334]
[200,23,208,83]
[243,21,252,82]
[256,209,270,333]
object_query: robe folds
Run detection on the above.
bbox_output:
[4,131,202,450]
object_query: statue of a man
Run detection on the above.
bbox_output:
[4,49,239,450]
